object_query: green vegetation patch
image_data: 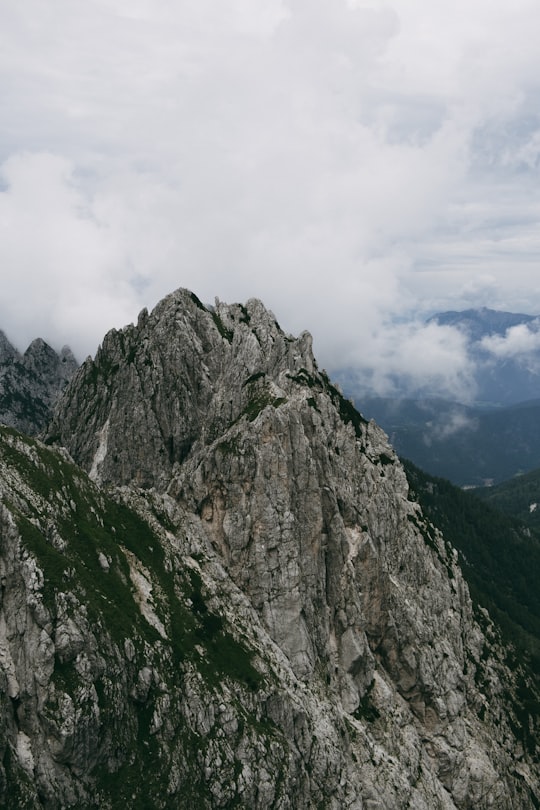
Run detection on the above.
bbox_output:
[189,292,207,311]
[476,467,540,529]
[15,502,159,647]
[243,371,266,387]
[216,436,240,456]
[86,353,120,389]
[187,569,262,691]
[286,368,320,389]
[211,311,233,343]
[238,304,251,324]
[320,372,368,438]
[241,387,287,423]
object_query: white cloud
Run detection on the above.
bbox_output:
[481,322,540,367]
[0,153,139,356]
[1,0,540,395]
[345,320,477,401]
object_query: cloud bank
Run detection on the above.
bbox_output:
[481,321,540,358]
[1,0,540,397]
[480,320,540,375]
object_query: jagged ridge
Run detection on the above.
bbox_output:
[0,330,77,436]
[0,289,537,808]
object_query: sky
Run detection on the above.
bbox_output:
[2,0,540,400]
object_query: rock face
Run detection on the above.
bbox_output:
[0,288,538,808]
[0,331,78,435]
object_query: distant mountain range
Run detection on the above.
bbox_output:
[358,396,540,487]
[337,307,540,486]
[429,307,540,406]
[428,306,538,344]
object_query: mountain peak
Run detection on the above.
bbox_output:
[2,289,539,808]
[0,332,78,434]
[429,306,538,340]
[47,289,318,488]
[0,328,18,364]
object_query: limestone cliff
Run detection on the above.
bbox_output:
[0,331,77,436]
[0,289,537,808]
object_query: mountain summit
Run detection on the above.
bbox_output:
[0,289,538,808]
[0,330,77,435]
[428,306,539,342]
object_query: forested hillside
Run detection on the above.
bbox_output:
[476,468,540,529]
[403,459,540,670]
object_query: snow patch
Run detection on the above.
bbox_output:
[345,525,374,564]
[530,502,537,513]
[98,552,110,571]
[16,731,34,775]
[89,418,110,482]
[122,547,167,639]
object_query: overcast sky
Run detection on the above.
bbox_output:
[2,0,540,398]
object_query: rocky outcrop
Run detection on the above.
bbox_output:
[47,292,319,490]
[0,289,537,807]
[0,428,313,808]
[0,331,77,435]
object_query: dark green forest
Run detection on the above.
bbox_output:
[476,467,540,530]
[403,459,540,673]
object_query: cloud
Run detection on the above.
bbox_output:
[332,319,477,402]
[481,321,540,369]
[1,0,540,395]
[0,153,139,356]
[423,409,478,444]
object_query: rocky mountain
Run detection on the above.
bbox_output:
[0,288,539,808]
[0,331,78,435]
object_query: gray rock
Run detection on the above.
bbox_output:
[0,331,78,435]
[0,289,536,808]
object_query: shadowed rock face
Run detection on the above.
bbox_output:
[0,288,537,808]
[0,330,77,435]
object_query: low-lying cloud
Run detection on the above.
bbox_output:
[423,409,478,445]
[481,321,540,363]
[332,320,477,403]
